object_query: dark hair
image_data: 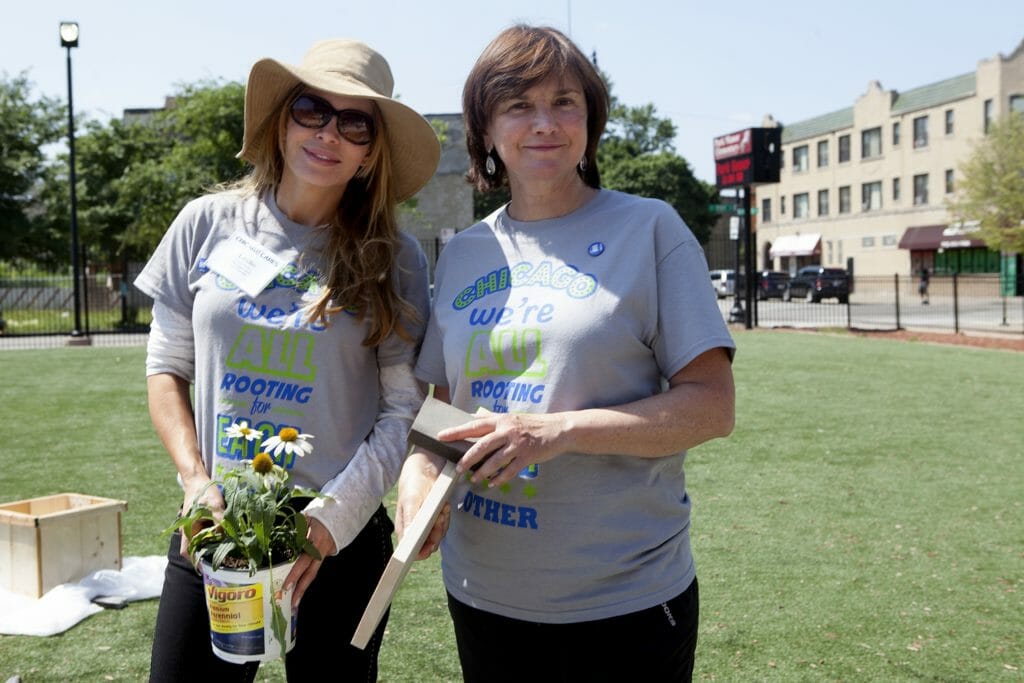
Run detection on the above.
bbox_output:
[462,24,609,192]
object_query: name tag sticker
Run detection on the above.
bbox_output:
[206,232,287,298]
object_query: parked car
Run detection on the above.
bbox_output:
[709,269,736,298]
[756,271,790,300]
[783,266,850,303]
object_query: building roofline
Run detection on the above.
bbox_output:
[778,63,984,144]
[780,107,854,144]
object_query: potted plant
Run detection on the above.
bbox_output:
[167,424,322,663]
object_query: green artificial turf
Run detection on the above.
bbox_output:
[0,331,1020,681]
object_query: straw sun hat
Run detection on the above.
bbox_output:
[238,39,441,202]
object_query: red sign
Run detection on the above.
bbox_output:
[715,157,752,187]
[713,127,781,188]
[713,129,752,161]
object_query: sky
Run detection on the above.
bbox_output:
[4,1,1023,184]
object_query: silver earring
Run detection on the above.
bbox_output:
[485,151,497,176]
[578,156,587,172]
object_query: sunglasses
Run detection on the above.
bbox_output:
[289,94,375,146]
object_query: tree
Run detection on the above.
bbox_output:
[35,79,248,264]
[33,116,172,267]
[116,80,248,256]
[601,152,717,244]
[0,73,65,263]
[600,102,677,161]
[597,75,716,244]
[948,112,1024,254]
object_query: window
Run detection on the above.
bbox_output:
[945,109,954,135]
[913,174,929,205]
[780,196,786,215]
[861,127,882,159]
[984,99,994,133]
[945,169,954,194]
[794,192,810,218]
[861,181,882,212]
[913,115,928,148]
[1011,95,1024,114]
[793,145,809,172]
[893,177,901,202]
[892,121,901,146]
[762,198,772,223]
[862,236,876,248]
[838,134,851,162]
[883,235,898,246]
[839,186,851,214]
[817,189,829,216]
[817,140,829,168]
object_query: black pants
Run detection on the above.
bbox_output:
[448,577,699,682]
[149,506,393,682]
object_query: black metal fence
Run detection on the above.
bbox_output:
[0,238,441,350]
[725,273,1024,337]
[0,261,152,349]
[4,261,1022,351]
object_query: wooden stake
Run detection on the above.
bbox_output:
[350,460,458,649]
[350,398,475,649]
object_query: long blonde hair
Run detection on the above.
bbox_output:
[232,86,418,346]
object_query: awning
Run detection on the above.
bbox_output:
[898,223,987,250]
[769,233,821,258]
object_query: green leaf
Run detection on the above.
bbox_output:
[269,594,288,664]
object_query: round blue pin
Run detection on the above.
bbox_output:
[587,241,605,257]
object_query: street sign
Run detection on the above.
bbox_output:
[709,204,758,216]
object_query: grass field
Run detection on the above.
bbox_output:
[0,330,1020,681]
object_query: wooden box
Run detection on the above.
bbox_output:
[0,493,128,598]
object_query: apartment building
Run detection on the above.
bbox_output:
[754,39,1024,277]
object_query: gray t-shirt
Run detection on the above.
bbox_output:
[135,190,429,497]
[417,189,734,623]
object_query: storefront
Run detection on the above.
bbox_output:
[768,233,822,274]
[897,223,998,275]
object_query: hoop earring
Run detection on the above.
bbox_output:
[485,151,497,176]
[578,156,587,172]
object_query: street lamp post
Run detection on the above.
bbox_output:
[60,21,87,342]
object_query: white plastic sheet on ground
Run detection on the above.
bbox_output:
[0,556,166,636]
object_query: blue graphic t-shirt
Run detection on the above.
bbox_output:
[135,191,429,496]
[416,189,735,623]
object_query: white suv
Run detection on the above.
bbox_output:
[709,269,735,298]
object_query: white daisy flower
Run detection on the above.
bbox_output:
[261,427,314,458]
[225,420,262,442]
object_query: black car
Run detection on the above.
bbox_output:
[784,266,850,303]
[756,271,790,300]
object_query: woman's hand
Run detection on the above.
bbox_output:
[285,517,337,609]
[178,475,225,561]
[436,347,735,480]
[440,412,569,488]
[396,451,451,560]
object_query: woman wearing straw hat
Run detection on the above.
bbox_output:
[136,39,439,681]
[395,25,734,681]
